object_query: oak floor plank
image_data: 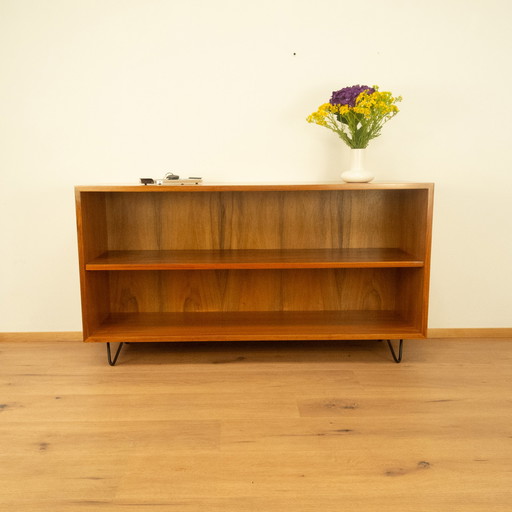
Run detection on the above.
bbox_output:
[0,393,299,422]
[1,337,512,511]
[1,368,359,395]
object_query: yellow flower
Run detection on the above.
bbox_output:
[306,85,401,148]
[353,106,371,117]
[306,106,329,126]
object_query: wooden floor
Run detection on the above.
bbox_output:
[1,337,512,511]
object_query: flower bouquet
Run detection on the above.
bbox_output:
[307,84,402,182]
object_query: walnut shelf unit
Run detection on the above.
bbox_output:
[75,183,434,363]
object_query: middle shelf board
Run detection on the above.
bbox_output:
[86,249,424,270]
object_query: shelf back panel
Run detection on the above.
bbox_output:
[106,268,401,313]
[102,190,426,253]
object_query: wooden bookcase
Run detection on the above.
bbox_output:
[75,183,434,363]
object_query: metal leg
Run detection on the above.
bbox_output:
[386,339,404,363]
[106,342,124,366]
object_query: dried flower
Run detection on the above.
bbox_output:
[330,85,375,107]
[307,85,402,148]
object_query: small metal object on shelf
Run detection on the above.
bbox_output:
[162,178,203,185]
[140,173,203,186]
[162,172,202,185]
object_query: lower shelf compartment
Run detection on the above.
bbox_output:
[85,311,424,342]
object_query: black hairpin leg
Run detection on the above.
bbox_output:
[106,342,124,366]
[386,339,404,363]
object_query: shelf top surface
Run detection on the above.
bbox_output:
[75,181,434,193]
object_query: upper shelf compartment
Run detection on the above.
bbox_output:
[76,185,433,267]
[85,248,424,270]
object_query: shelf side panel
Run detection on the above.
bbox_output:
[77,192,109,262]
[398,187,434,334]
[397,267,427,335]
[76,191,110,339]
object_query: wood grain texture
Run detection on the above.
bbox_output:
[96,189,431,252]
[106,268,401,312]
[86,248,424,270]
[76,182,435,192]
[85,311,422,342]
[1,336,511,511]
[3,329,512,343]
[427,328,512,338]
[75,191,110,339]
[75,184,433,344]
[3,329,511,343]
[0,332,84,342]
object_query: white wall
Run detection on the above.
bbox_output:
[1,0,511,331]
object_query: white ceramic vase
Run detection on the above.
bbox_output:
[341,148,375,183]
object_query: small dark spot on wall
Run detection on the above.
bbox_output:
[55,396,61,400]
[39,442,49,451]
[0,404,7,410]
[418,461,431,469]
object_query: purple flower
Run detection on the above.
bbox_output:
[330,85,375,107]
